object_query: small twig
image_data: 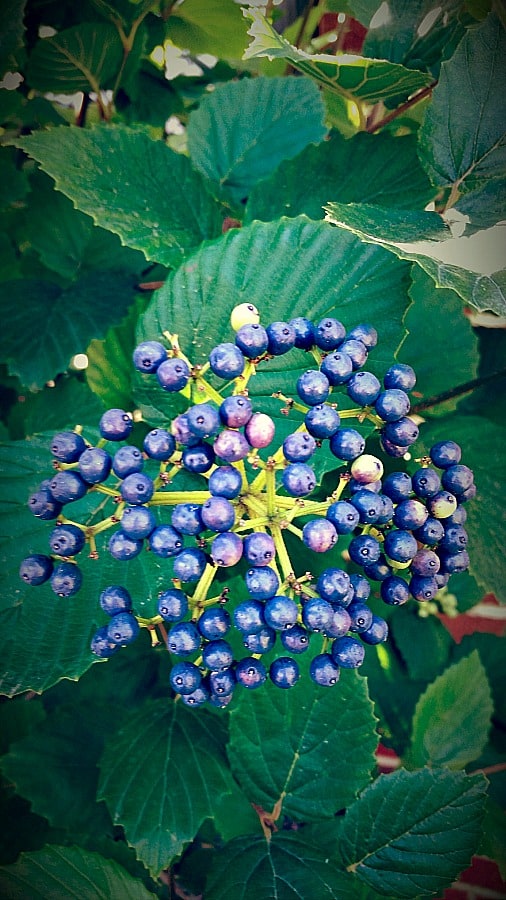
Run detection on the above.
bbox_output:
[411,368,506,413]
[365,81,437,134]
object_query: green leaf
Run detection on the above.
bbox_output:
[339,767,487,897]
[98,700,236,873]
[13,375,105,439]
[246,131,435,223]
[187,76,327,206]
[26,23,124,94]
[388,605,454,683]
[167,0,252,59]
[14,125,224,269]
[404,650,493,770]
[0,0,26,77]
[0,273,141,388]
[86,294,148,412]
[418,13,506,221]
[227,660,377,823]
[324,200,506,315]
[402,267,479,411]
[135,216,411,431]
[0,696,45,756]
[206,832,358,900]
[243,8,434,105]
[1,704,114,835]
[453,634,506,728]
[418,414,506,603]
[0,845,157,899]
[0,147,29,212]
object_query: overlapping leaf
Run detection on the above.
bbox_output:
[324,201,506,315]
[26,23,124,93]
[206,832,358,900]
[339,767,487,897]
[98,700,239,873]
[14,125,224,269]
[187,76,327,206]
[167,0,252,59]
[242,9,433,106]
[0,0,26,78]
[0,845,157,899]
[404,651,493,770]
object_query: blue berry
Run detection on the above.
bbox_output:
[320,350,353,385]
[269,656,300,688]
[302,597,334,632]
[314,317,345,350]
[235,657,267,689]
[361,615,389,644]
[202,639,234,672]
[171,414,200,447]
[381,435,409,458]
[235,323,269,358]
[304,404,340,439]
[327,500,360,534]
[49,524,86,556]
[170,661,202,695]
[413,517,445,545]
[173,548,207,582]
[363,554,393,582]
[409,574,439,601]
[209,342,245,379]
[233,599,266,633]
[112,445,143,478]
[187,403,221,439]
[438,549,470,574]
[208,465,243,498]
[99,408,133,441]
[281,623,311,653]
[213,429,251,462]
[384,529,418,563]
[197,607,231,640]
[384,363,416,391]
[264,595,299,631]
[245,565,280,600]
[316,568,351,605]
[78,448,112,484]
[121,505,156,540]
[182,442,216,473]
[347,602,373,633]
[297,370,330,406]
[171,503,204,536]
[167,621,201,656]
[381,575,410,606]
[302,518,337,552]
[412,467,441,498]
[219,395,252,428]
[209,667,236,696]
[143,428,176,460]
[331,636,365,668]
[430,440,461,468]
[374,389,410,422]
[382,471,413,501]
[282,463,316,497]
[266,321,296,355]
[283,431,317,463]
[441,464,474,496]
[244,532,275,567]
[90,625,119,658]
[133,340,167,373]
[28,485,62,519]
[347,323,378,348]
[156,357,190,392]
[50,470,88,502]
[350,573,371,601]
[149,525,183,558]
[310,653,340,686]
[289,316,315,349]
[242,627,276,654]
[158,588,188,621]
[349,489,385,524]
[181,684,210,707]
[201,496,235,533]
[393,499,428,530]
[100,585,132,616]
[50,431,86,463]
[120,472,154,505]
[211,531,243,567]
[440,524,468,553]
[50,561,82,597]
[348,534,381,566]
[108,530,143,560]
[346,371,381,406]
[410,549,440,576]
[338,338,367,368]
[325,607,352,638]
[383,417,419,447]
[329,428,365,461]
[19,554,53,585]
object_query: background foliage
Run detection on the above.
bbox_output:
[0,0,504,897]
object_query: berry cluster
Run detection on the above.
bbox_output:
[19,304,475,708]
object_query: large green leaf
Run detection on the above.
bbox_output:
[187,76,327,206]
[227,661,377,823]
[98,700,238,874]
[418,13,506,226]
[339,768,487,897]
[0,0,26,77]
[14,125,224,269]
[86,294,148,412]
[404,650,493,770]
[246,131,435,223]
[418,414,506,604]
[26,23,124,94]
[206,832,358,900]
[14,375,105,439]
[325,201,506,315]
[0,845,157,899]
[242,8,434,106]
[167,0,252,59]
[388,605,454,683]
[135,216,411,431]
[0,273,141,388]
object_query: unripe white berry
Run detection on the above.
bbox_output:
[230,303,260,331]
[350,454,384,483]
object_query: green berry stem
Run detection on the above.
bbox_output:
[265,462,277,516]
[191,562,218,606]
[150,489,211,505]
[269,522,294,580]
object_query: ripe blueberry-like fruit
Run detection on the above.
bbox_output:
[382,471,412,501]
[347,602,373,633]
[325,607,352,638]
[233,599,266,633]
[245,565,280,600]
[302,597,334,632]
[409,575,439,601]
[133,340,166,373]
[269,656,300,688]
[19,554,53,585]
[243,532,275,566]
[374,389,410,422]
[289,316,315,349]
[346,371,381,405]
[316,567,351,605]
[112,445,143,478]
[213,429,251,462]
[50,431,86,463]
[100,585,132,616]
[187,403,221,439]
[347,323,378,348]
[28,485,62,519]
[203,639,234,672]
[172,548,207,582]
[384,362,416,391]
[235,323,269,357]
[197,607,231,640]
[266,321,296,355]
[91,626,119,658]
[384,529,418,563]
[167,621,201,656]
[305,404,340,439]
[320,350,353,385]
[50,470,88,502]
[348,534,381,566]
[264,595,299,631]
[441,464,474,496]
[120,473,155,505]
[330,428,365,461]
[49,524,86,556]
[121,505,156,540]
[314,317,345,350]
[156,357,190,392]
[235,657,267,688]
[201,496,236,532]
[381,575,410,606]
[339,338,367,368]
[219,395,252,428]
[361,615,389,644]
[283,432,317,463]
[430,440,462,468]
[99,408,133,441]
[412,467,441,498]
[108,530,143,561]
[50,561,83,597]
[310,653,340,686]
[209,342,245,380]
[297,370,330,406]
[302,518,337,552]
[243,627,276,654]
[78,448,112,484]
[326,500,360,534]
[210,531,243,567]
[393,499,428,530]
[157,588,188,621]
[208,465,243,499]
[171,503,204,536]
[182,443,216,473]
[149,525,183,558]
[383,417,419,447]
[170,661,202,695]
[282,463,316,497]
[349,489,384,525]
[143,428,176,460]
[331,636,365,668]
[281,623,310,653]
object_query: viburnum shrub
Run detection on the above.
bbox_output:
[0,2,504,899]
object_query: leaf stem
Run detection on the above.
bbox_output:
[365,81,437,134]
[411,367,506,413]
